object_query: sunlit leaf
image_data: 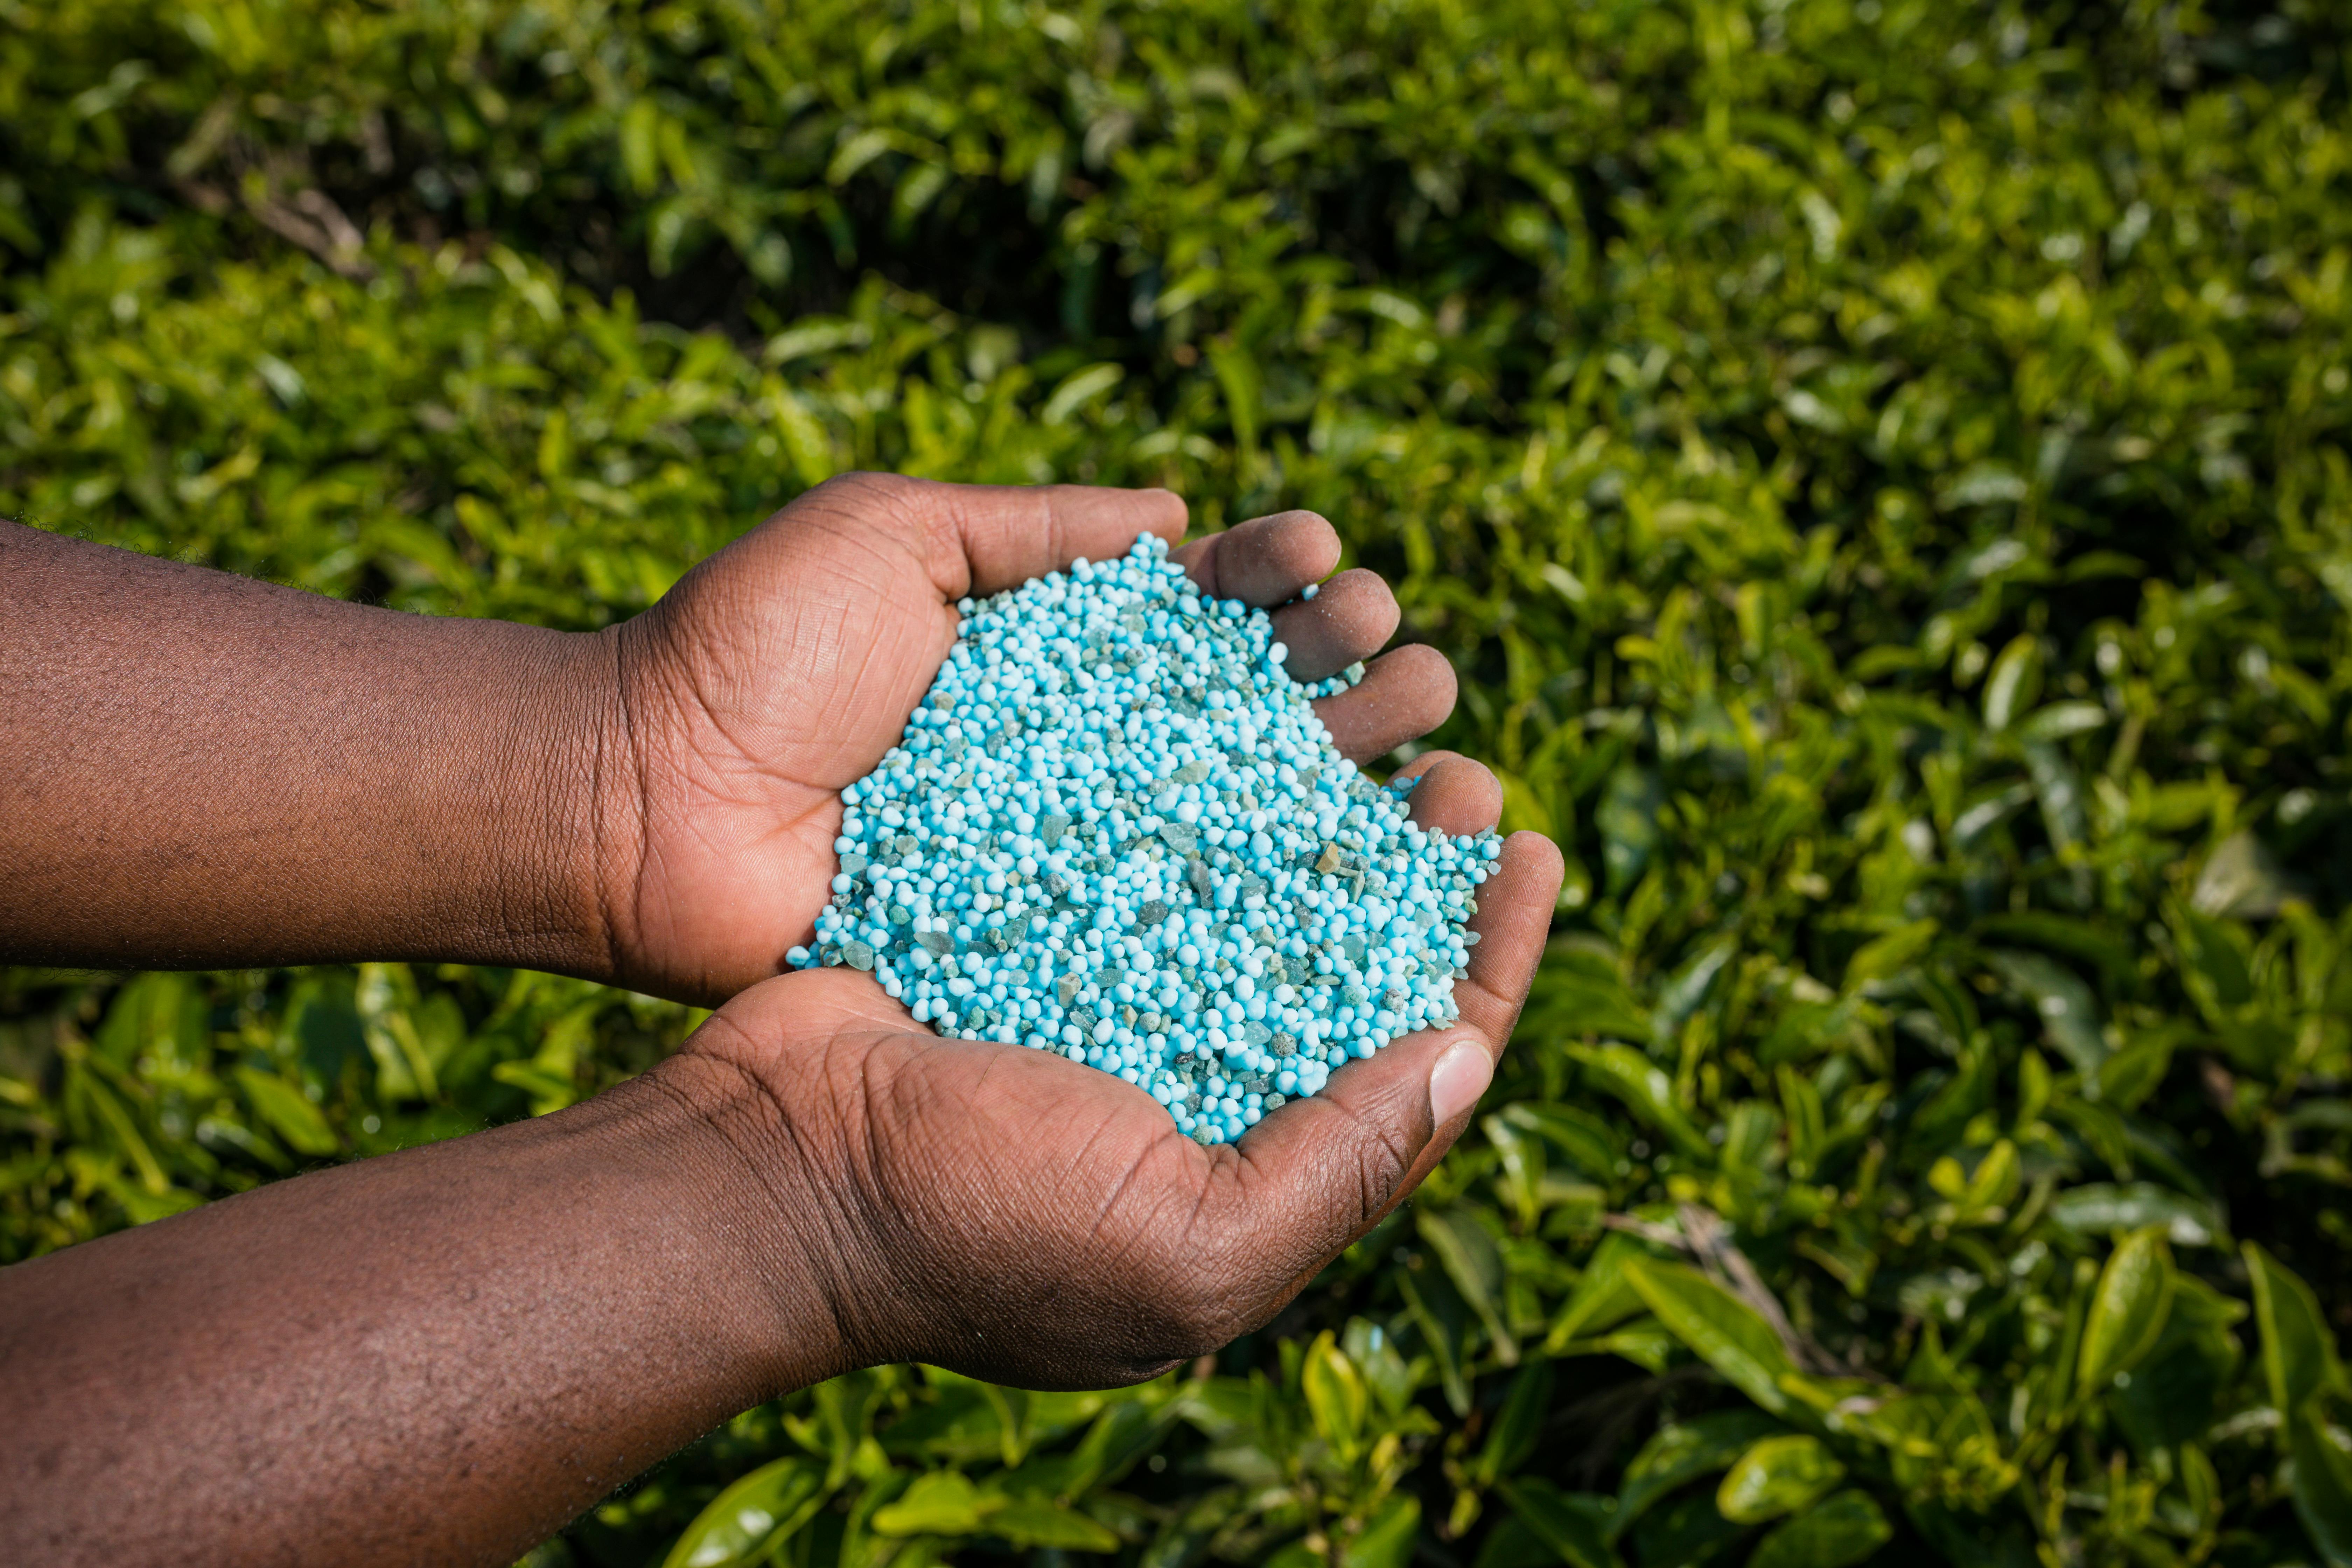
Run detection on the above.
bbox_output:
[1622,1258,1797,1418]
[2247,1242,2345,1418]
[1612,1411,1785,1537]
[1716,1434,1844,1524]
[2077,1226,2175,1396]
[662,1457,828,1568]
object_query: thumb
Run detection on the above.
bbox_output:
[1202,828,1561,1297]
[1213,1024,1490,1291]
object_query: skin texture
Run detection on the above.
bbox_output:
[0,523,615,976]
[0,477,1561,1567]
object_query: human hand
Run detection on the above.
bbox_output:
[596,473,1469,1005]
[0,486,1561,1568]
[662,768,1562,1387]
[0,741,1558,1568]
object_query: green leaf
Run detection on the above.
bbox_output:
[620,98,662,195]
[1500,1101,1626,1183]
[2012,700,2110,744]
[1968,912,2138,989]
[1981,635,2042,732]
[2023,741,2089,858]
[2247,1242,2345,1418]
[1525,946,1653,1045]
[1746,1489,1893,1568]
[766,388,835,489]
[1396,1258,1473,1417]
[1343,1493,1420,1568]
[1418,1208,1517,1364]
[1475,1360,1556,1484]
[2192,828,2306,919]
[2095,1031,2176,1111]
[1650,937,1737,1048]
[1471,1516,1558,1568]
[1575,1317,1677,1374]
[2289,1405,2352,1568]
[1596,765,1661,895]
[1612,1410,1786,1536]
[2167,902,2259,1031]
[354,963,437,1102]
[232,1066,338,1157]
[1545,1232,1660,1350]
[1842,918,1938,990]
[1343,1317,1416,1415]
[94,972,204,1069]
[1206,343,1260,453]
[1625,1489,1746,1568]
[985,1498,1122,1553]
[662,1457,828,1568]
[2077,1225,2176,1396]
[1493,766,1557,839]
[1622,1258,1797,1417]
[1300,1331,1368,1458]
[1715,1434,1847,1524]
[1565,1045,1713,1163]
[871,1470,987,1537]
[2047,1183,2222,1248]
[879,1377,997,1463]
[2107,1276,2247,1452]
[64,1058,173,1194]
[1041,362,1125,425]
[1984,949,2108,1079]
[1496,1479,1620,1568]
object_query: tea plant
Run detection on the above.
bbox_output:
[7,1,2352,1564]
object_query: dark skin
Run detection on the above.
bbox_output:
[0,475,1564,1567]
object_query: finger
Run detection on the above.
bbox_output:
[1449,830,1565,1047]
[1170,510,1341,606]
[1268,569,1398,682]
[796,474,1190,600]
[1312,644,1456,762]
[728,963,923,1040]
[1397,752,1504,838]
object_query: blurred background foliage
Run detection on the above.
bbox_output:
[8,0,2352,1563]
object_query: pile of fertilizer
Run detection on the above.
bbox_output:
[789,532,1498,1143]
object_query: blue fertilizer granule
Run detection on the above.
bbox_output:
[789,532,1499,1143]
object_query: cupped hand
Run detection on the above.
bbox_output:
[667,771,1563,1388]
[599,473,1463,1006]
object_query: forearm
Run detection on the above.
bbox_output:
[0,522,623,977]
[0,1056,845,1568]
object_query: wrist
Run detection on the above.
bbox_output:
[452,619,640,985]
[638,1042,865,1391]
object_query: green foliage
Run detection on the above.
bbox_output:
[9,0,2352,1564]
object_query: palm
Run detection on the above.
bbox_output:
[689,784,1558,1388]
[598,474,1461,1006]
[711,968,1230,1385]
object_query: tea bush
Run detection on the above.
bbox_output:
[8,1,2352,1565]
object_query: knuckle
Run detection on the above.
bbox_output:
[1340,1111,1414,1223]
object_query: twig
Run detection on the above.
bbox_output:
[245,184,376,280]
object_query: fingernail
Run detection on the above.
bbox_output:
[1428,1041,1493,1126]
